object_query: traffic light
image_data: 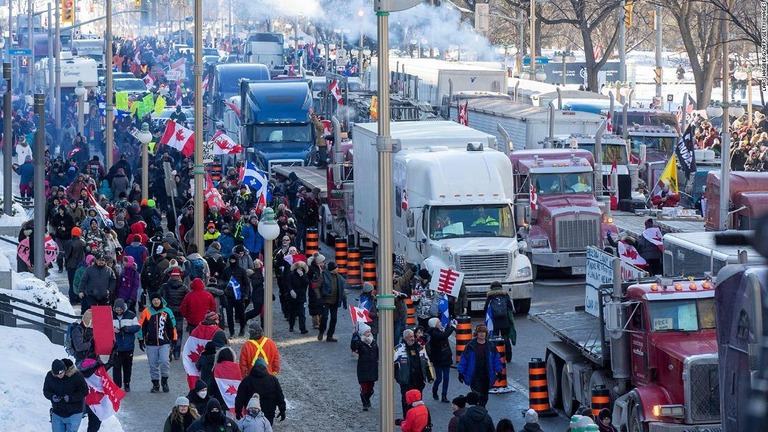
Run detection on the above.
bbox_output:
[624,0,634,28]
[134,0,141,7]
[61,0,74,23]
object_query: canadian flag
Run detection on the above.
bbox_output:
[182,324,221,389]
[159,120,195,157]
[458,101,469,126]
[143,73,154,90]
[175,83,183,107]
[83,360,126,421]
[349,305,372,324]
[642,227,664,251]
[429,268,465,298]
[204,173,227,209]
[283,253,307,266]
[213,360,242,413]
[618,241,647,267]
[202,75,209,92]
[211,130,243,155]
[530,181,538,211]
[329,79,343,105]
[606,112,612,133]
[224,100,241,117]
[607,159,618,190]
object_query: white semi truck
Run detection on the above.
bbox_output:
[351,121,534,313]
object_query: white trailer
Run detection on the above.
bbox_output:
[352,121,534,312]
[34,52,98,89]
[450,98,604,151]
[662,231,767,278]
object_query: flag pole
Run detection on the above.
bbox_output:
[193,0,204,249]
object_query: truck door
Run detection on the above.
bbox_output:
[628,302,651,384]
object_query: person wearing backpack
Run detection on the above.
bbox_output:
[161,265,190,360]
[185,243,211,284]
[70,309,96,365]
[482,282,516,363]
[141,246,170,309]
[78,254,117,312]
[112,298,141,392]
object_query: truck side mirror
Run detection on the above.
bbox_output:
[605,301,623,338]
[406,210,415,239]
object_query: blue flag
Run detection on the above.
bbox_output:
[240,161,272,207]
[228,276,242,300]
[485,307,494,333]
[438,294,450,327]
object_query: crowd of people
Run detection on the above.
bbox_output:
[689,109,768,171]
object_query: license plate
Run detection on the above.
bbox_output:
[572,266,586,275]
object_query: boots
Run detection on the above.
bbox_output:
[364,393,373,409]
[312,315,320,329]
[124,382,131,392]
[238,327,245,337]
[161,377,169,393]
[361,393,368,411]
[150,380,160,393]
[432,388,439,400]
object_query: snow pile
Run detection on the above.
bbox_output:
[9,273,75,317]
[0,327,124,431]
[0,248,11,272]
[0,200,28,224]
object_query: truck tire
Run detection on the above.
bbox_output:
[629,404,647,432]
[545,353,562,409]
[513,298,531,315]
[561,365,579,416]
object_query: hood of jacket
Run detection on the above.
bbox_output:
[486,288,507,299]
[190,278,205,291]
[205,245,222,260]
[149,297,169,313]
[130,221,146,235]
[465,405,491,422]
[123,255,136,269]
[405,389,422,406]
[249,361,269,378]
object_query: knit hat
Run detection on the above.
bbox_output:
[315,254,326,264]
[247,394,261,410]
[452,395,467,408]
[168,267,182,278]
[150,292,163,301]
[113,298,126,312]
[357,322,371,334]
[85,255,95,266]
[175,396,189,407]
[428,317,440,329]
[418,268,431,280]
[362,282,374,293]
[249,322,263,339]
[204,311,219,322]
[51,359,66,375]
[525,408,539,424]
[207,222,215,229]
[194,379,208,392]
[645,218,654,229]
[254,358,268,369]
[466,391,481,406]
[327,262,338,271]
[71,227,82,237]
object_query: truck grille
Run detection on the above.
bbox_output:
[556,217,600,251]
[456,254,510,283]
[687,361,720,423]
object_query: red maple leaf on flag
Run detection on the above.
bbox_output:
[225,385,238,395]
[621,247,639,260]
[187,344,205,364]
[175,129,186,142]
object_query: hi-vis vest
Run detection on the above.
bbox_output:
[248,338,270,366]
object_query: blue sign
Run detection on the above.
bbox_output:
[523,57,549,66]
[9,48,31,56]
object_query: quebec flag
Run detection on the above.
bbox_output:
[240,161,271,207]
[485,307,494,333]
[228,276,242,300]
[438,294,450,327]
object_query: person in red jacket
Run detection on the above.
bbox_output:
[399,389,430,432]
[181,278,217,333]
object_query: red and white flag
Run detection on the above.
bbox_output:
[329,79,343,105]
[224,100,241,117]
[457,101,469,126]
[159,120,195,157]
[143,73,154,90]
[171,58,186,72]
[133,48,141,65]
[182,324,221,389]
[85,188,111,226]
[349,305,372,324]
[175,83,183,107]
[211,130,243,155]
[213,361,242,413]
[202,75,209,92]
[642,227,664,251]
[618,241,647,267]
[204,173,226,209]
[606,112,612,133]
[428,268,465,298]
[607,159,618,190]
[283,253,307,266]
[530,181,537,211]
[83,360,126,421]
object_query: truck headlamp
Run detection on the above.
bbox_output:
[652,405,684,418]
[529,238,549,248]
[515,266,532,279]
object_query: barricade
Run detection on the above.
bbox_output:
[334,238,348,275]
[455,316,472,363]
[405,297,416,326]
[305,228,319,257]
[591,385,611,418]
[347,247,362,288]
[528,358,556,416]
[362,257,376,288]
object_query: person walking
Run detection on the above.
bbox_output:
[394,328,434,419]
[448,395,468,432]
[238,394,273,432]
[139,293,177,393]
[71,309,96,365]
[522,409,544,432]
[52,205,75,273]
[457,391,495,432]
[244,259,265,328]
[306,253,326,329]
[235,359,287,425]
[63,227,87,304]
[181,278,218,334]
[350,322,379,411]
[317,261,348,342]
[78,253,117,312]
[483,281,516,363]
[219,253,252,338]
[163,396,199,432]
[186,379,211,416]
[398,389,430,432]
[457,325,503,407]
[112,299,140,392]
[427,317,455,403]
[287,260,309,334]
[115,256,140,313]
[239,321,280,377]
[161,266,190,359]
[43,358,89,432]
[187,399,239,432]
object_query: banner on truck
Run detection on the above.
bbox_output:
[585,246,647,317]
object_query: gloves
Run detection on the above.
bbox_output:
[290,290,297,299]
[458,374,464,384]
[51,395,61,403]
[138,340,146,351]
[63,395,70,403]
[278,411,286,422]
[450,319,458,328]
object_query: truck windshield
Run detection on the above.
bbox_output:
[629,136,675,159]
[532,173,593,195]
[252,125,312,143]
[576,144,627,165]
[648,298,716,332]
[428,205,514,240]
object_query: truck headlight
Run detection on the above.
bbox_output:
[529,238,549,248]
[515,266,532,279]
[652,405,684,418]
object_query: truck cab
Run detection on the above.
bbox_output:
[704,172,768,231]
[510,149,613,276]
[209,63,270,132]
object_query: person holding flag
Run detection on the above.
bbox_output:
[650,154,680,208]
[482,281,516,363]
[457,324,503,408]
[350,322,379,411]
[359,282,378,338]
[427,315,455,403]
[208,347,242,416]
[218,254,252,338]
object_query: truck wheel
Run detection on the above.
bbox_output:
[629,404,647,432]
[513,298,531,315]
[561,365,579,416]
[545,353,562,409]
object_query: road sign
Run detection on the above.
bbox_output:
[523,57,550,66]
[666,94,674,102]
[9,48,31,56]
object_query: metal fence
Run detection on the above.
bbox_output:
[0,292,79,345]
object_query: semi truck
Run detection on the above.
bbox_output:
[510,149,614,277]
[209,63,271,133]
[244,32,285,76]
[534,263,721,430]
[34,53,98,89]
[449,98,603,151]
[352,121,534,313]
[662,231,766,278]
[704,172,768,231]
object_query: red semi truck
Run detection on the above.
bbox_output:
[704,171,768,231]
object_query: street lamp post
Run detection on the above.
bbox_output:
[105,0,114,170]
[257,208,280,339]
[74,80,86,134]
[3,63,11,216]
[137,122,152,201]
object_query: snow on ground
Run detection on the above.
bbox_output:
[0,327,124,431]
[0,201,28,225]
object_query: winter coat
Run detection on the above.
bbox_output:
[250,268,265,306]
[196,351,216,391]
[241,223,264,256]
[394,341,434,387]
[72,263,88,295]
[394,268,415,321]
[160,278,190,315]
[43,364,89,417]
[110,173,130,199]
[307,262,324,315]
[139,298,177,346]
[15,142,32,165]
[287,264,309,304]
[235,363,286,421]
[186,379,211,416]
[350,336,379,383]
[162,411,198,432]
[218,232,235,258]
[457,405,495,432]
[401,390,430,432]
[220,263,251,300]
[427,325,455,367]
[448,407,467,432]
[71,324,95,363]
[80,264,117,301]
[239,336,280,377]
[482,288,517,345]
[52,211,75,241]
[63,237,86,270]
[204,246,225,279]
[238,410,273,432]
[457,339,503,389]
[320,270,348,308]
[187,399,239,432]
[113,310,141,352]
[141,255,170,293]
[181,279,218,326]
[116,257,140,306]
[129,221,149,245]
[523,423,545,432]
[124,241,149,273]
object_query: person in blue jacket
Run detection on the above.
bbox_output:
[14,155,35,198]
[217,224,236,259]
[457,324,503,408]
[241,214,264,261]
[111,298,141,392]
